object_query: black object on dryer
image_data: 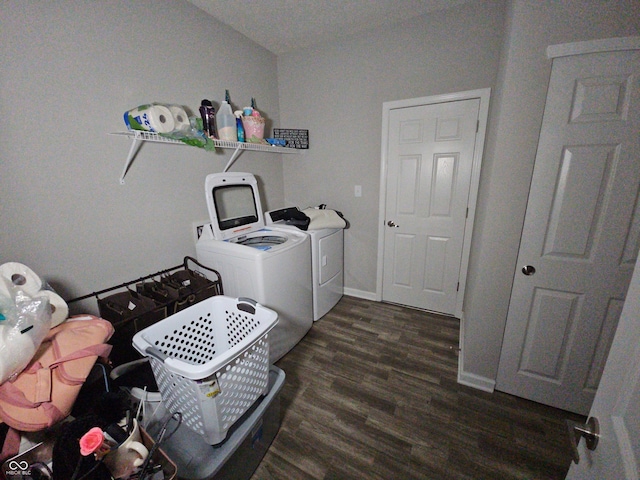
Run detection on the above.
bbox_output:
[267,207,310,231]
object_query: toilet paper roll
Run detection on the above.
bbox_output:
[0,262,43,297]
[169,105,190,131]
[124,104,175,133]
[37,289,69,327]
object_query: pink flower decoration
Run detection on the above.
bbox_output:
[79,427,105,456]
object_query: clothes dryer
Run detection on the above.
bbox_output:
[267,208,344,321]
[196,173,313,363]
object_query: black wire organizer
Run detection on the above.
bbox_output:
[68,256,223,366]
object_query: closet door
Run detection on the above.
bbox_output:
[496,47,640,415]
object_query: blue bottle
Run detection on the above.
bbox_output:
[235,111,245,142]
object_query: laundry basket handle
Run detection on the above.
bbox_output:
[237,297,257,315]
[144,346,168,362]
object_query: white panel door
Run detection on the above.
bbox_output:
[566,254,640,479]
[496,49,640,415]
[382,99,480,315]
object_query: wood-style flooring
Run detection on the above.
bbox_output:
[251,296,585,480]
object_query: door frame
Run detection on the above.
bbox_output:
[376,89,491,318]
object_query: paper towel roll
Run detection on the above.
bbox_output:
[124,104,175,133]
[169,105,190,131]
[144,104,175,133]
[0,262,43,296]
[37,289,68,327]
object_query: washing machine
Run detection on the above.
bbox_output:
[196,172,313,363]
[267,208,344,321]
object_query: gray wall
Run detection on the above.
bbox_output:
[1,1,283,312]
[277,0,507,293]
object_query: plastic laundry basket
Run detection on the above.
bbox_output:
[132,296,278,445]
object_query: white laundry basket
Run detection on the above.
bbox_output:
[132,296,278,445]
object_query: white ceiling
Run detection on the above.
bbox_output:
[187,0,475,55]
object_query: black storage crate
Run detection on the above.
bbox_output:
[94,256,222,366]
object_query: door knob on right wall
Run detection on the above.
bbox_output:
[566,417,599,464]
[521,265,536,275]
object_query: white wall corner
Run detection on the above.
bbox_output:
[457,312,496,393]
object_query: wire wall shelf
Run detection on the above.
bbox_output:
[111,130,299,184]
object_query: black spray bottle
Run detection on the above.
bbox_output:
[199,99,218,139]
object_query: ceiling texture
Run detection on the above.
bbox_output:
[186,0,474,55]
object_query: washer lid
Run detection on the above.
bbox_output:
[205,172,265,241]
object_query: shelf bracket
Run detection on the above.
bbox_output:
[119,137,144,184]
[223,145,244,172]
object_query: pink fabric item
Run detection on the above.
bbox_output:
[0,316,114,432]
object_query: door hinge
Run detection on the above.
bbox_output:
[476,120,479,132]
[457,282,460,292]
[466,207,469,218]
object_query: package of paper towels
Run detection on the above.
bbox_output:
[0,262,68,327]
[124,103,190,133]
[0,263,56,383]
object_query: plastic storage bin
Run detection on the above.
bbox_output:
[132,296,278,445]
[150,366,285,480]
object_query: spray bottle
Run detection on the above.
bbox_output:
[199,99,217,139]
[235,110,245,142]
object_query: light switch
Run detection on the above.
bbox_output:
[355,185,362,197]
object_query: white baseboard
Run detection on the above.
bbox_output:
[457,312,496,393]
[458,370,496,393]
[344,288,377,301]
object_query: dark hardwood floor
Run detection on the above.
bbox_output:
[251,296,585,480]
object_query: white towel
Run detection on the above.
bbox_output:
[302,208,346,230]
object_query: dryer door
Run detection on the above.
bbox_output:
[318,229,344,286]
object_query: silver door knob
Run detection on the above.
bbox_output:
[387,221,399,228]
[522,265,536,276]
[566,417,599,464]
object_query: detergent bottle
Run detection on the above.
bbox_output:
[216,90,237,141]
